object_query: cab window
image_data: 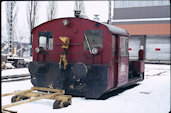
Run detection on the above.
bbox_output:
[38,31,53,50]
[84,30,103,50]
[120,36,128,56]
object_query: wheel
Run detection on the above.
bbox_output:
[11,95,20,103]
[53,100,71,109]
[62,101,71,107]
[20,96,30,100]
[53,101,62,109]
[11,95,30,103]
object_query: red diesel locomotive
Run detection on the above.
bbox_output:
[28,16,144,99]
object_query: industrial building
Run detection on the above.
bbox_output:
[112,0,170,63]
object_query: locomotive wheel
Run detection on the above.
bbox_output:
[53,101,70,109]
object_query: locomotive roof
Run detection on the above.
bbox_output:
[32,17,129,36]
[102,23,129,36]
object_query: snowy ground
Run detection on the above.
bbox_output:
[1,68,30,76]
[1,64,170,113]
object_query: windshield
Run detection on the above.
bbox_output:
[84,30,103,51]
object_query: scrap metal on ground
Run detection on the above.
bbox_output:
[2,87,72,113]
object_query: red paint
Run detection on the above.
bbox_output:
[138,49,144,60]
[32,18,111,64]
[155,48,161,51]
[32,17,144,92]
[128,48,132,51]
[116,36,129,87]
[133,61,144,73]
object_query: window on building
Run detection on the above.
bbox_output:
[114,0,170,8]
[120,36,128,56]
[38,31,53,50]
[84,30,103,50]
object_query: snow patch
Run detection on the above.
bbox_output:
[1,64,170,113]
[1,68,30,76]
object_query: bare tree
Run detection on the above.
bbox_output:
[74,0,87,18]
[75,1,85,14]
[6,1,17,57]
[47,1,58,21]
[27,1,38,56]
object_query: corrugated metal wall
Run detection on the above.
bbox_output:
[129,37,141,60]
[129,35,170,61]
[129,36,145,60]
[112,2,170,62]
[145,35,170,61]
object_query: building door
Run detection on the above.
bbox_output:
[146,35,170,61]
[129,38,141,60]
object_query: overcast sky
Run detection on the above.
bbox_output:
[57,1,112,22]
[1,1,114,43]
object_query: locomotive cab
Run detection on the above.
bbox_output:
[28,17,144,99]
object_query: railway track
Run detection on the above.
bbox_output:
[1,74,31,82]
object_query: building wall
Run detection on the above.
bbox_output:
[113,5,170,20]
[115,23,170,35]
[114,0,170,8]
[145,35,170,61]
[129,36,144,60]
[112,2,170,62]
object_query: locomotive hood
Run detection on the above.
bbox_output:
[32,17,129,36]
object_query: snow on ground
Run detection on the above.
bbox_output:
[1,68,30,76]
[1,64,170,113]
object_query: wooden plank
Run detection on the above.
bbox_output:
[2,87,64,97]
[31,87,65,94]
[2,89,34,97]
[21,92,44,97]
[2,109,17,113]
[2,87,72,111]
[48,94,72,101]
[2,93,59,109]
[53,95,72,101]
[54,95,72,105]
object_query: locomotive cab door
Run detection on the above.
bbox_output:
[115,36,129,87]
[36,31,53,62]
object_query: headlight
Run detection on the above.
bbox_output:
[92,48,98,55]
[35,47,40,53]
[63,19,69,26]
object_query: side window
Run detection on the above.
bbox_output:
[38,31,53,50]
[120,36,128,56]
[84,30,103,50]
[112,35,116,57]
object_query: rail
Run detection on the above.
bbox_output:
[1,74,31,82]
